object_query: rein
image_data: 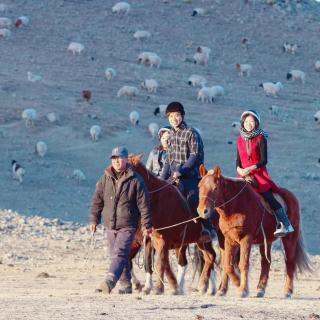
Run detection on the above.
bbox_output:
[200,181,248,209]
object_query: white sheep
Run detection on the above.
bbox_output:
[314,111,320,125]
[0,17,12,28]
[315,61,320,72]
[112,2,131,15]
[117,86,139,98]
[22,108,37,127]
[137,51,161,68]
[192,8,206,16]
[105,67,116,80]
[259,82,283,97]
[15,16,29,28]
[46,112,59,123]
[141,79,158,93]
[90,125,102,142]
[232,121,240,135]
[67,42,84,55]
[283,42,298,54]
[0,28,10,38]
[153,104,167,117]
[197,85,225,103]
[286,70,306,84]
[35,141,48,158]
[241,37,249,49]
[12,160,25,184]
[129,111,140,126]
[72,169,86,182]
[188,75,207,87]
[269,105,280,117]
[148,123,159,138]
[27,71,42,82]
[193,46,211,66]
[133,30,151,41]
[235,63,252,77]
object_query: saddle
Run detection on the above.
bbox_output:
[257,192,287,215]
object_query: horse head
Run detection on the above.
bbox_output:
[198,164,223,219]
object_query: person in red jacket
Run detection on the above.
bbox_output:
[236,110,294,237]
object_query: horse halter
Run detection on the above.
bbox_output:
[199,180,248,209]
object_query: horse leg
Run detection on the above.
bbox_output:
[256,242,271,298]
[163,249,179,295]
[217,248,229,296]
[143,236,154,295]
[129,237,143,292]
[223,239,240,291]
[175,245,188,294]
[197,241,216,294]
[282,235,298,298]
[152,237,166,295]
[238,235,252,298]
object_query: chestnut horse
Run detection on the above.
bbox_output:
[128,154,217,295]
[197,165,312,298]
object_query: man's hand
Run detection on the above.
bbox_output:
[90,224,97,234]
[172,171,181,179]
[142,227,154,237]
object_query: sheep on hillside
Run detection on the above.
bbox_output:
[35,141,48,158]
[153,104,167,117]
[141,79,158,93]
[286,70,306,84]
[314,111,320,125]
[12,160,25,184]
[15,16,29,28]
[269,105,280,117]
[259,82,283,97]
[148,123,159,138]
[117,86,139,98]
[67,42,84,55]
[112,2,131,15]
[188,75,207,87]
[0,17,11,28]
[105,67,116,80]
[90,125,102,142]
[0,28,10,38]
[193,46,211,66]
[129,111,139,126]
[235,63,252,77]
[22,108,37,127]
[315,61,320,72]
[72,169,86,182]
[133,30,151,40]
[137,51,161,68]
[232,121,240,135]
[283,42,298,54]
[192,8,206,16]
[197,86,224,103]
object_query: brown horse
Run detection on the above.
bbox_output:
[128,154,217,295]
[197,165,312,298]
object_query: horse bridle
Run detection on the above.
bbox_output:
[199,180,248,209]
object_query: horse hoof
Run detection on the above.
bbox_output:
[217,289,227,297]
[143,287,152,295]
[284,292,292,299]
[256,289,265,298]
[134,283,143,292]
[238,290,249,298]
[170,288,181,295]
[153,287,164,295]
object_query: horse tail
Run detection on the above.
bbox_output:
[294,230,313,275]
[143,236,154,274]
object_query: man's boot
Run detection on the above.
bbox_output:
[274,208,294,238]
[96,273,116,294]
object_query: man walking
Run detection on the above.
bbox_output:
[90,146,152,294]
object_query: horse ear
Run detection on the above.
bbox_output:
[213,166,221,179]
[137,153,144,161]
[199,164,208,177]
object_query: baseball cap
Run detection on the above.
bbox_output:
[110,146,128,159]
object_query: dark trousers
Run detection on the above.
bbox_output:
[176,177,200,216]
[261,190,282,211]
[106,227,136,286]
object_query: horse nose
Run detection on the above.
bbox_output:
[204,208,208,215]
